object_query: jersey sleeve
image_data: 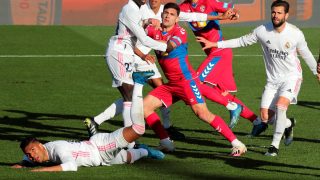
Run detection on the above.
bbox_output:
[55,148,78,171]
[296,30,318,75]
[169,27,187,47]
[179,11,208,22]
[135,25,155,54]
[211,0,234,13]
[122,8,167,52]
[218,28,258,48]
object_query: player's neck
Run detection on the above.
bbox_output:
[151,6,161,14]
[274,22,286,33]
[162,25,174,32]
[41,144,50,162]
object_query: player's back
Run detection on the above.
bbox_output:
[45,140,101,168]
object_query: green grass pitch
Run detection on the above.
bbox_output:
[0,25,319,179]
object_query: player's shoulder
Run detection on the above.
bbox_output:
[173,25,187,35]
[286,22,303,34]
[256,22,273,32]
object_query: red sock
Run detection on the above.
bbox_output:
[200,84,228,106]
[145,112,169,140]
[210,116,236,142]
[226,94,257,122]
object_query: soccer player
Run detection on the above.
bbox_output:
[317,50,320,74]
[196,0,320,156]
[179,0,263,131]
[86,0,234,141]
[84,0,167,148]
[12,135,164,172]
[143,2,247,156]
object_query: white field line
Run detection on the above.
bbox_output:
[0,54,318,58]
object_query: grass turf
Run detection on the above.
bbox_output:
[0,25,319,179]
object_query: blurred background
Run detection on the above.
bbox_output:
[0,0,319,27]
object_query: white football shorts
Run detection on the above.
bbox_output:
[261,76,302,110]
[106,49,135,87]
[90,128,126,165]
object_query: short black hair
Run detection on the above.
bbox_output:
[20,137,39,151]
[271,0,290,13]
[163,2,180,16]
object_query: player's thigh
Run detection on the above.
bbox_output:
[261,82,279,111]
[109,149,128,165]
[144,89,170,117]
[106,51,134,87]
[278,77,302,105]
[90,130,124,156]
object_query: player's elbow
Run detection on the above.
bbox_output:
[61,162,78,171]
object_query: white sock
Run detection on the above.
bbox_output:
[226,102,237,111]
[160,107,171,129]
[271,106,287,149]
[123,102,135,148]
[123,102,132,127]
[131,83,145,135]
[127,148,148,164]
[231,139,243,147]
[94,98,124,125]
[285,118,292,128]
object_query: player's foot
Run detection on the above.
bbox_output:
[165,126,186,140]
[229,104,243,129]
[283,118,296,146]
[157,138,175,152]
[250,122,268,137]
[84,117,99,137]
[265,145,278,156]
[132,70,155,85]
[136,144,165,160]
[231,142,247,157]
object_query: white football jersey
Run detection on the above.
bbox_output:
[217,22,317,82]
[108,0,166,56]
[44,140,102,171]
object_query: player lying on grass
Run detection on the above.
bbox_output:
[196,0,320,156]
[11,135,164,172]
[140,2,246,156]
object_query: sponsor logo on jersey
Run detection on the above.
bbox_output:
[200,5,205,12]
[285,42,291,49]
[266,47,289,60]
[266,40,271,44]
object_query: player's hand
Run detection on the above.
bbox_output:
[196,36,217,50]
[11,164,25,168]
[317,61,320,74]
[148,18,162,31]
[316,74,320,83]
[144,54,156,64]
[230,8,240,20]
[220,9,234,20]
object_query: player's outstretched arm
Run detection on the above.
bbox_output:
[30,165,63,172]
[196,36,217,50]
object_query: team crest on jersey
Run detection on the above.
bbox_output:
[285,42,291,49]
[200,5,206,12]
